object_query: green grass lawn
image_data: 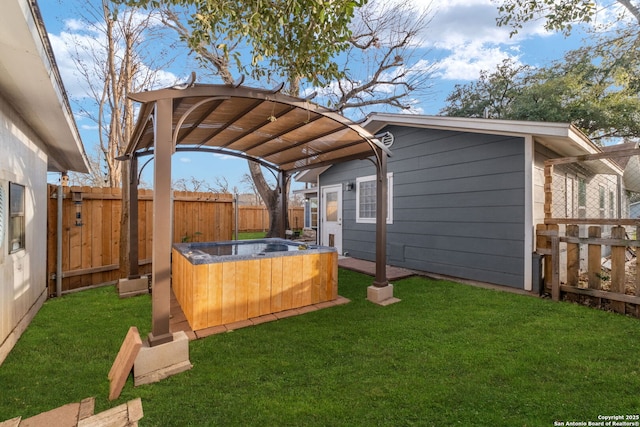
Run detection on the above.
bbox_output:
[1,270,639,426]
[238,231,268,240]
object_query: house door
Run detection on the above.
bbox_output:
[321,184,342,255]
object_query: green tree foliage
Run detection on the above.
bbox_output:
[494,0,640,36]
[495,0,598,36]
[440,58,531,119]
[118,0,365,88]
[487,0,640,143]
[440,46,640,142]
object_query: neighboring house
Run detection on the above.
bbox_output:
[0,0,89,363]
[304,113,624,292]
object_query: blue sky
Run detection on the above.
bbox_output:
[39,0,591,192]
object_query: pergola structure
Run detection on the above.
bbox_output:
[122,83,392,346]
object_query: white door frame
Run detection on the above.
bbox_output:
[320,184,343,255]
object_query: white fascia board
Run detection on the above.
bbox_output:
[363,113,602,156]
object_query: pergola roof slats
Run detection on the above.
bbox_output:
[255,118,347,159]
[189,97,264,147]
[124,84,390,172]
[259,130,362,167]
[225,110,325,155]
[221,105,299,149]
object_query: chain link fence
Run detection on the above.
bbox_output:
[546,145,640,225]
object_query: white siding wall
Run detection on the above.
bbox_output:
[0,93,49,362]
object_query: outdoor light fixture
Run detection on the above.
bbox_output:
[72,191,83,226]
[345,182,354,191]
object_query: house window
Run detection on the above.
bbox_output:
[599,185,605,218]
[356,173,393,224]
[325,191,338,222]
[578,177,587,219]
[9,182,25,253]
[565,175,574,218]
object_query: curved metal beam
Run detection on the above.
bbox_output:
[172,96,231,149]
[133,146,281,173]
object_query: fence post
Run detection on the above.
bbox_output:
[610,226,626,314]
[544,164,553,220]
[566,225,580,289]
[546,224,559,295]
[588,226,602,308]
[551,230,560,301]
[536,224,547,292]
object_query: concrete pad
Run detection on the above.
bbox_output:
[367,284,401,306]
[118,277,149,298]
[133,331,192,386]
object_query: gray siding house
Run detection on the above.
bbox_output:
[312,113,613,291]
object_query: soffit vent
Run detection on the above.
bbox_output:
[376,131,395,148]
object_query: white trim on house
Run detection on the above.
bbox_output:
[362,113,601,159]
[524,135,534,291]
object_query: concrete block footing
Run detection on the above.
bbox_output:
[133,331,192,386]
[117,276,149,298]
[367,284,401,306]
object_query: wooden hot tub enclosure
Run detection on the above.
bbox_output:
[172,239,338,330]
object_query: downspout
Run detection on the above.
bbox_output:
[56,173,65,297]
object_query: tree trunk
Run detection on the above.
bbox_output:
[248,161,288,237]
[119,160,131,278]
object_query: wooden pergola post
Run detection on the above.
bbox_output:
[278,170,287,238]
[129,154,139,279]
[374,145,388,288]
[149,98,173,346]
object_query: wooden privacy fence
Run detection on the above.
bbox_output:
[239,205,304,232]
[47,186,305,295]
[536,222,640,317]
[47,186,234,295]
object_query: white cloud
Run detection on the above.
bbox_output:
[414,0,552,81]
[179,157,192,163]
[433,42,522,81]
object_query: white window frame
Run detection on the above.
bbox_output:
[9,182,25,254]
[577,176,587,219]
[355,173,393,224]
